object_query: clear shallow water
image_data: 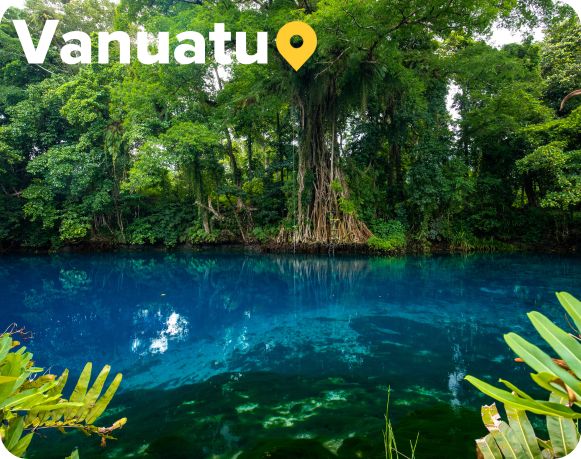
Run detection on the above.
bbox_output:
[0,252,579,458]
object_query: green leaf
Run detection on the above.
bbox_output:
[32,402,84,412]
[530,372,569,398]
[477,434,504,459]
[465,376,580,418]
[86,365,110,405]
[70,362,92,403]
[11,433,33,458]
[65,450,80,459]
[0,382,57,410]
[546,394,579,457]
[528,311,581,379]
[493,422,529,459]
[48,369,69,397]
[505,405,542,458]
[0,376,18,385]
[481,404,527,458]
[504,333,581,398]
[0,334,12,361]
[76,365,111,420]
[556,292,581,335]
[5,418,24,452]
[85,372,122,424]
[16,394,62,410]
[0,372,25,402]
[499,379,534,400]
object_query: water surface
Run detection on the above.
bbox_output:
[0,252,579,458]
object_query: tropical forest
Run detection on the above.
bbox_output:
[0,0,579,253]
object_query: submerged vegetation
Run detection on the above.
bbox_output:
[0,326,126,458]
[0,0,579,253]
[466,292,581,458]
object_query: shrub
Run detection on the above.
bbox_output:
[448,227,516,253]
[59,214,91,243]
[126,219,157,245]
[251,226,278,243]
[367,220,407,253]
[186,227,220,244]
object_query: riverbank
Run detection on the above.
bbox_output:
[0,238,577,256]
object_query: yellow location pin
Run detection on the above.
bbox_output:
[276,21,317,71]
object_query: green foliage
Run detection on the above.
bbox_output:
[448,228,516,253]
[540,15,581,112]
[251,226,278,244]
[330,179,343,194]
[0,0,578,251]
[517,144,581,211]
[0,329,126,458]
[126,205,196,247]
[466,292,581,457]
[367,221,407,253]
[126,219,157,245]
[186,227,221,244]
[338,197,357,216]
[59,214,91,243]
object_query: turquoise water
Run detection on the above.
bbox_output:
[1,252,579,458]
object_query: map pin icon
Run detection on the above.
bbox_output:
[276,21,317,71]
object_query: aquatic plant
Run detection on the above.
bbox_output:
[466,292,581,457]
[384,388,419,459]
[0,326,126,458]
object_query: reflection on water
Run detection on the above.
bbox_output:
[132,309,190,355]
[0,251,579,458]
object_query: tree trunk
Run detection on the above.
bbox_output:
[193,157,211,234]
[523,177,538,207]
[290,88,371,244]
[224,130,242,188]
[276,112,285,185]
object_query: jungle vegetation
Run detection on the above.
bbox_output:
[0,0,579,253]
[0,326,126,458]
[466,292,581,458]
